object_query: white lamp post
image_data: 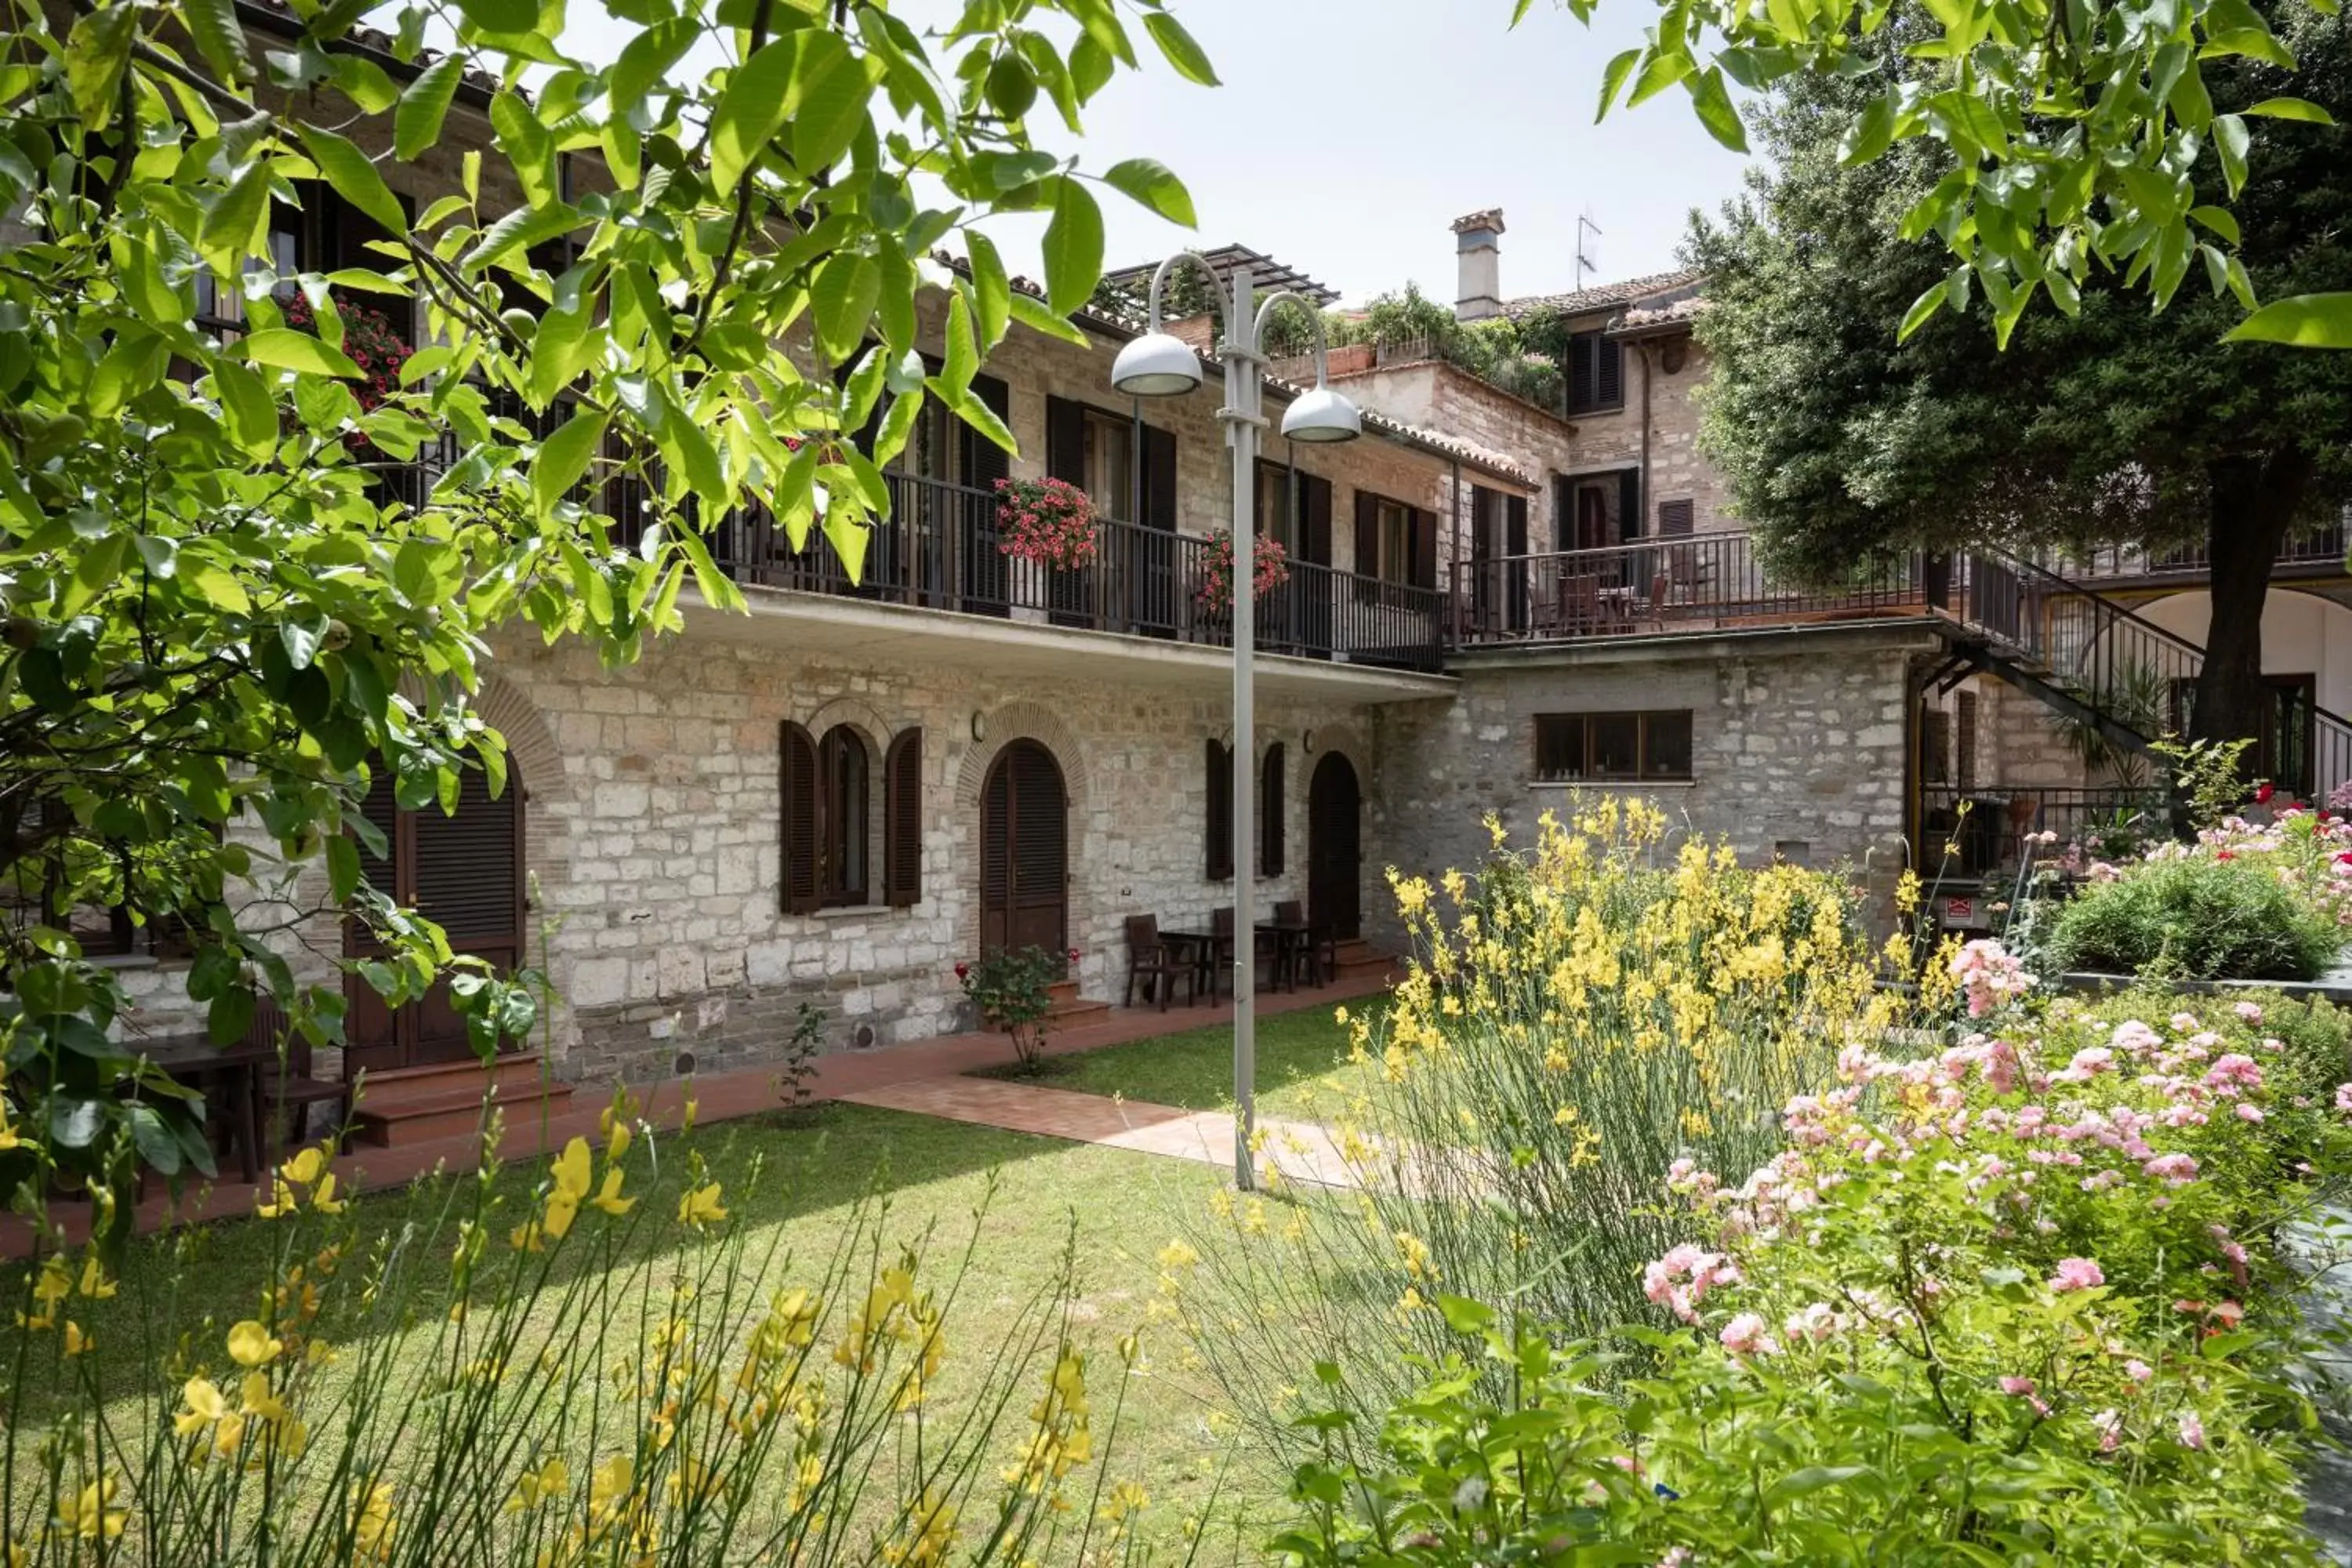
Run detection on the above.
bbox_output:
[1112,252,1361,1191]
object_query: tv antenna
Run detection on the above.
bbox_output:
[1574,212,1603,293]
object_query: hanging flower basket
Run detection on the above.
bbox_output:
[1196,529,1290,614]
[278,293,412,412]
[995,477,1101,571]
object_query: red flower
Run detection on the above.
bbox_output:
[1066,948,1080,963]
[954,961,970,980]
[2216,850,2236,861]
[2255,782,2275,804]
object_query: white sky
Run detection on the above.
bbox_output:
[557,0,1754,308]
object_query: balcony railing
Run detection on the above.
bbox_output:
[706,474,1447,673]
[2049,523,2348,582]
[1919,785,2172,877]
[1451,532,1933,645]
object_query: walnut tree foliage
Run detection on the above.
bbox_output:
[0,0,1209,1235]
[1685,11,2352,748]
[1526,0,2350,347]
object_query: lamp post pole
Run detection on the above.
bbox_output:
[1221,261,1261,1192]
[1109,252,1360,1195]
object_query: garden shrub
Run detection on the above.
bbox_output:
[2047,853,2346,981]
[1273,990,2352,1566]
[1169,801,1911,1434]
[0,1109,1150,1567]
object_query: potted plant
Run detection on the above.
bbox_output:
[954,945,1076,1073]
[1196,528,1289,615]
[278,293,412,415]
[994,477,1101,571]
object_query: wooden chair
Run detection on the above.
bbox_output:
[248,993,350,1154]
[1275,899,1336,989]
[1123,915,1196,1011]
[1560,574,1603,633]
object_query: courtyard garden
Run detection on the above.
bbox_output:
[13,793,2352,1563]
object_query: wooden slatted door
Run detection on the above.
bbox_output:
[345,765,525,1073]
[1307,753,1363,942]
[979,741,1068,964]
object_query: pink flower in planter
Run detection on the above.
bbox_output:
[2049,1257,2106,1292]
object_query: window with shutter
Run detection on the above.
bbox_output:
[1657,498,1696,537]
[816,725,870,906]
[413,766,522,946]
[1410,508,1438,590]
[1566,330,1625,414]
[884,728,923,909]
[1044,396,1087,486]
[1142,424,1178,532]
[1206,739,1234,880]
[779,720,821,916]
[1260,743,1286,877]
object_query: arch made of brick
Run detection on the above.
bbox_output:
[953,703,1091,961]
[1303,721,1373,790]
[800,695,902,753]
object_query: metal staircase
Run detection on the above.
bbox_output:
[1929,550,2352,799]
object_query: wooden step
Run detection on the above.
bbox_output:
[1044,995,1111,1025]
[358,1052,556,1100]
[352,1065,574,1150]
[1330,939,1400,985]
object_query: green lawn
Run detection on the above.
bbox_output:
[4,1010,1375,1558]
[1025,999,1375,1120]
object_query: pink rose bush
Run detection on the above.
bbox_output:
[1283,989,2352,1567]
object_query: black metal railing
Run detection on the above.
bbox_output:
[2049,523,2348,581]
[704,473,1447,673]
[1948,550,2352,803]
[1918,785,2172,876]
[1450,532,1931,644]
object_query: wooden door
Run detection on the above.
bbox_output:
[980,741,1068,962]
[346,765,525,1074]
[1308,753,1363,942]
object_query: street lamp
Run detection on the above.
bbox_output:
[1112,252,1362,1191]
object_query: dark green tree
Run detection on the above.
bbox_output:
[1689,11,2352,752]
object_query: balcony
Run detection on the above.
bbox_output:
[2046,524,2349,584]
[1450,532,1935,648]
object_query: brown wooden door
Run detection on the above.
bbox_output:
[346,765,525,1074]
[980,741,1068,961]
[1308,753,1363,942]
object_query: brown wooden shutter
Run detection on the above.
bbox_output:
[1044,395,1087,485]
[1206,739,1233,880]
[1353,492,1378,579]
[1595,336,1624,408]
[779,720,821,916]
[884,727,923,909]
[1566,333,1595,413]
[1657,498,1695,537]
[1142,423,1178,531]
[1299,474,1333,565]
[354,764,403,905]
[1410,508,1438,590]
[1260,743,1285,877]
[412,765,522,948]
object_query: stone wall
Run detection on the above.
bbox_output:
[495,627,1395,1084]
[1323,362,1573,552]
[1369,626,1938,946]
[1561,333,1732,538]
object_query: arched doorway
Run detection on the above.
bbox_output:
[980,740,1068,961]
[1308,753,1363,942]
[346,764,525,1073]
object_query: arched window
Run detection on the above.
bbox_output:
[782,721,923,914]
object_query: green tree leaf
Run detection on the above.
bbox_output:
[810,254,881,364]
[490,92,557,209]
[395,55,466,162]
[1597,48,1641,119]
[450,0,538,33]
[181,0,249,85]
[244,328,362,379]
[1042,177,1104,318]
[1100,158,1196,227]
[1689,66,1748,153]
[302,123,408,233]
[968,230,1011,350]
[1142,11,1219,85]
[533,408,611,521]
[2243,96,2335,122]
[2223,292,2352,348]
[711,31,851,191]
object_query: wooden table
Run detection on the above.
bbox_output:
[1258,920,1315,993]
[139,1036,272,1185]
[1159,930,1221,1001]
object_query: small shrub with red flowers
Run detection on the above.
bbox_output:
[1274,982,2352,1566]
[278,292,412,412]
[1195,529,1288,614]
[955,945,1077,1073]
[995,477,1099,571]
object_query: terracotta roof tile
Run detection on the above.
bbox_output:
[1502,267,1705,321]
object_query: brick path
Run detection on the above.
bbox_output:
[840,1076,1362,1189]
[3,971,1388,1257]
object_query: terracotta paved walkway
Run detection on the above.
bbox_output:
[840,1076,1363,1189]
[4,971,1388,1256]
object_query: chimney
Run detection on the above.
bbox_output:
[1451,209,1504,321]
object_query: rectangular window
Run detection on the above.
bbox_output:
[1533,711,1695,782]
[1080,408,1133,520]
[1254,460,1294,553]
[1376,499,1412,583]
